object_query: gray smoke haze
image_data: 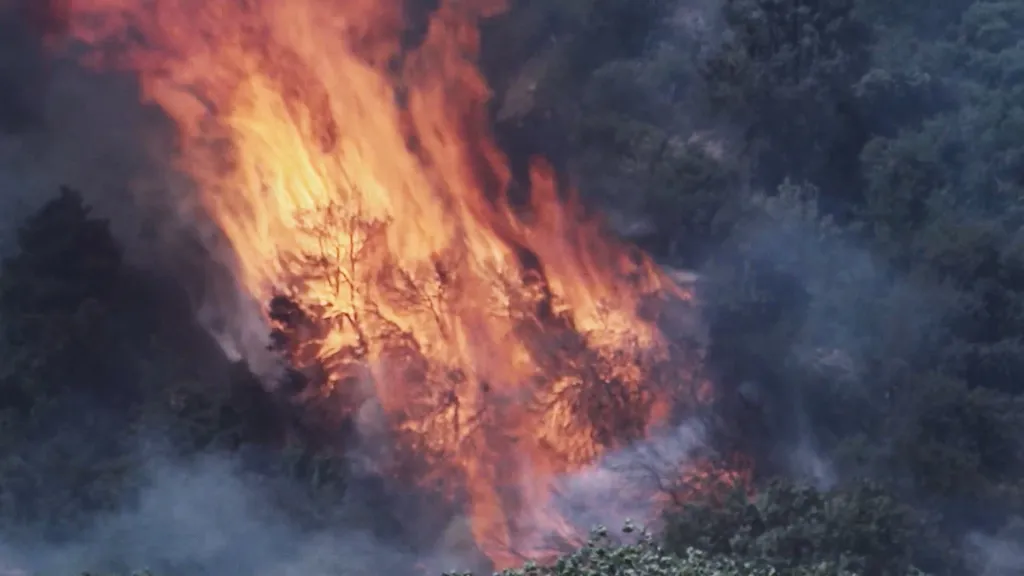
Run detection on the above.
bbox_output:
[553,420,710,535]
[965,518,1024,576]
[0,3,184,253]
[697,183,953,487]
[0,448,423,576]
[0,422,716,576]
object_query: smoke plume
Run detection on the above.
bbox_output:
[0,449,419,576]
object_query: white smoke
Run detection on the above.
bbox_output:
[965,518,1024,576]
[552,420,711,536]
[0,448,423,576]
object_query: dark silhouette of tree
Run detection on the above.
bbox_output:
[701,0,873,212]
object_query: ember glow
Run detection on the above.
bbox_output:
[57,0,721,567]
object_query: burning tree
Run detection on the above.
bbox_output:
[56,0,731,567]
[261,188,710,563]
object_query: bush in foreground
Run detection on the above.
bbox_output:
[451,524,926,576]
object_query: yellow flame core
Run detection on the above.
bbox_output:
[63,0,699,566]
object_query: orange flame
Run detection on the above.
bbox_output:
[58,0,713,567]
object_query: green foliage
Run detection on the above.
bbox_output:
[450,522,925,576]
[0,188,290,539]
[0,187,123,404]
[518,0,1024,570]
[701,0,873,199]
[885,373,1024,504]
[662,481,922,575]
[490,530,783,576]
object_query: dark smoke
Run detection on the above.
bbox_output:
[0,0,178,250]
[0,2,45,133]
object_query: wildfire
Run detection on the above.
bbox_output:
[55,0,721,568]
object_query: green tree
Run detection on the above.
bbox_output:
[701,0,873,208]
[662,481,924,575]
[0,189,281,538]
